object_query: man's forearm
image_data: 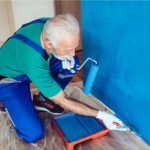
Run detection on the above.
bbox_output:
[50,91,98,117]
[60,97,98,117]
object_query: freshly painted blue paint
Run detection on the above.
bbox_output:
[81,1,150,144]
[54,112,104,142]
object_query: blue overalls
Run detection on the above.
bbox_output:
[0,19,79,143]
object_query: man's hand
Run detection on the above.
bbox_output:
[62,57,75,70]
[97,110,129,131]
[31,88,39,100]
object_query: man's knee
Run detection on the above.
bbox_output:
[27,128,44,143]
[17,122,44,143]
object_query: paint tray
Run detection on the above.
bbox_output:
[51,112,110,150]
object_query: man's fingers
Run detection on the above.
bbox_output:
[67,61,71,70]
[113,119,124,126]
[111,119,129,131]
[70,57,75,68]
[113,125,129,131]
[62,57,75,70]
[62,60,66,69]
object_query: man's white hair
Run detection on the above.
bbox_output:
[42,13,80,48]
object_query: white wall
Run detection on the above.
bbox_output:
[11,0,55,30]
[0,0,55,46]
[0,1,15,45]
[0,1,10,42]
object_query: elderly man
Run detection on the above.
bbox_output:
[0,14,126,143]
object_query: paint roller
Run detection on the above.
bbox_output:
[77,58,99,94]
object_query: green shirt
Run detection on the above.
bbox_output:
[0,19,61,97]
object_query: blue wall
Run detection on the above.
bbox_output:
[81,1,150,144]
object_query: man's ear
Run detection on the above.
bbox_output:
[44,40,52,49]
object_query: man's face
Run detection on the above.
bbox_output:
[49,33,80,58]
[55,34,79,56]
